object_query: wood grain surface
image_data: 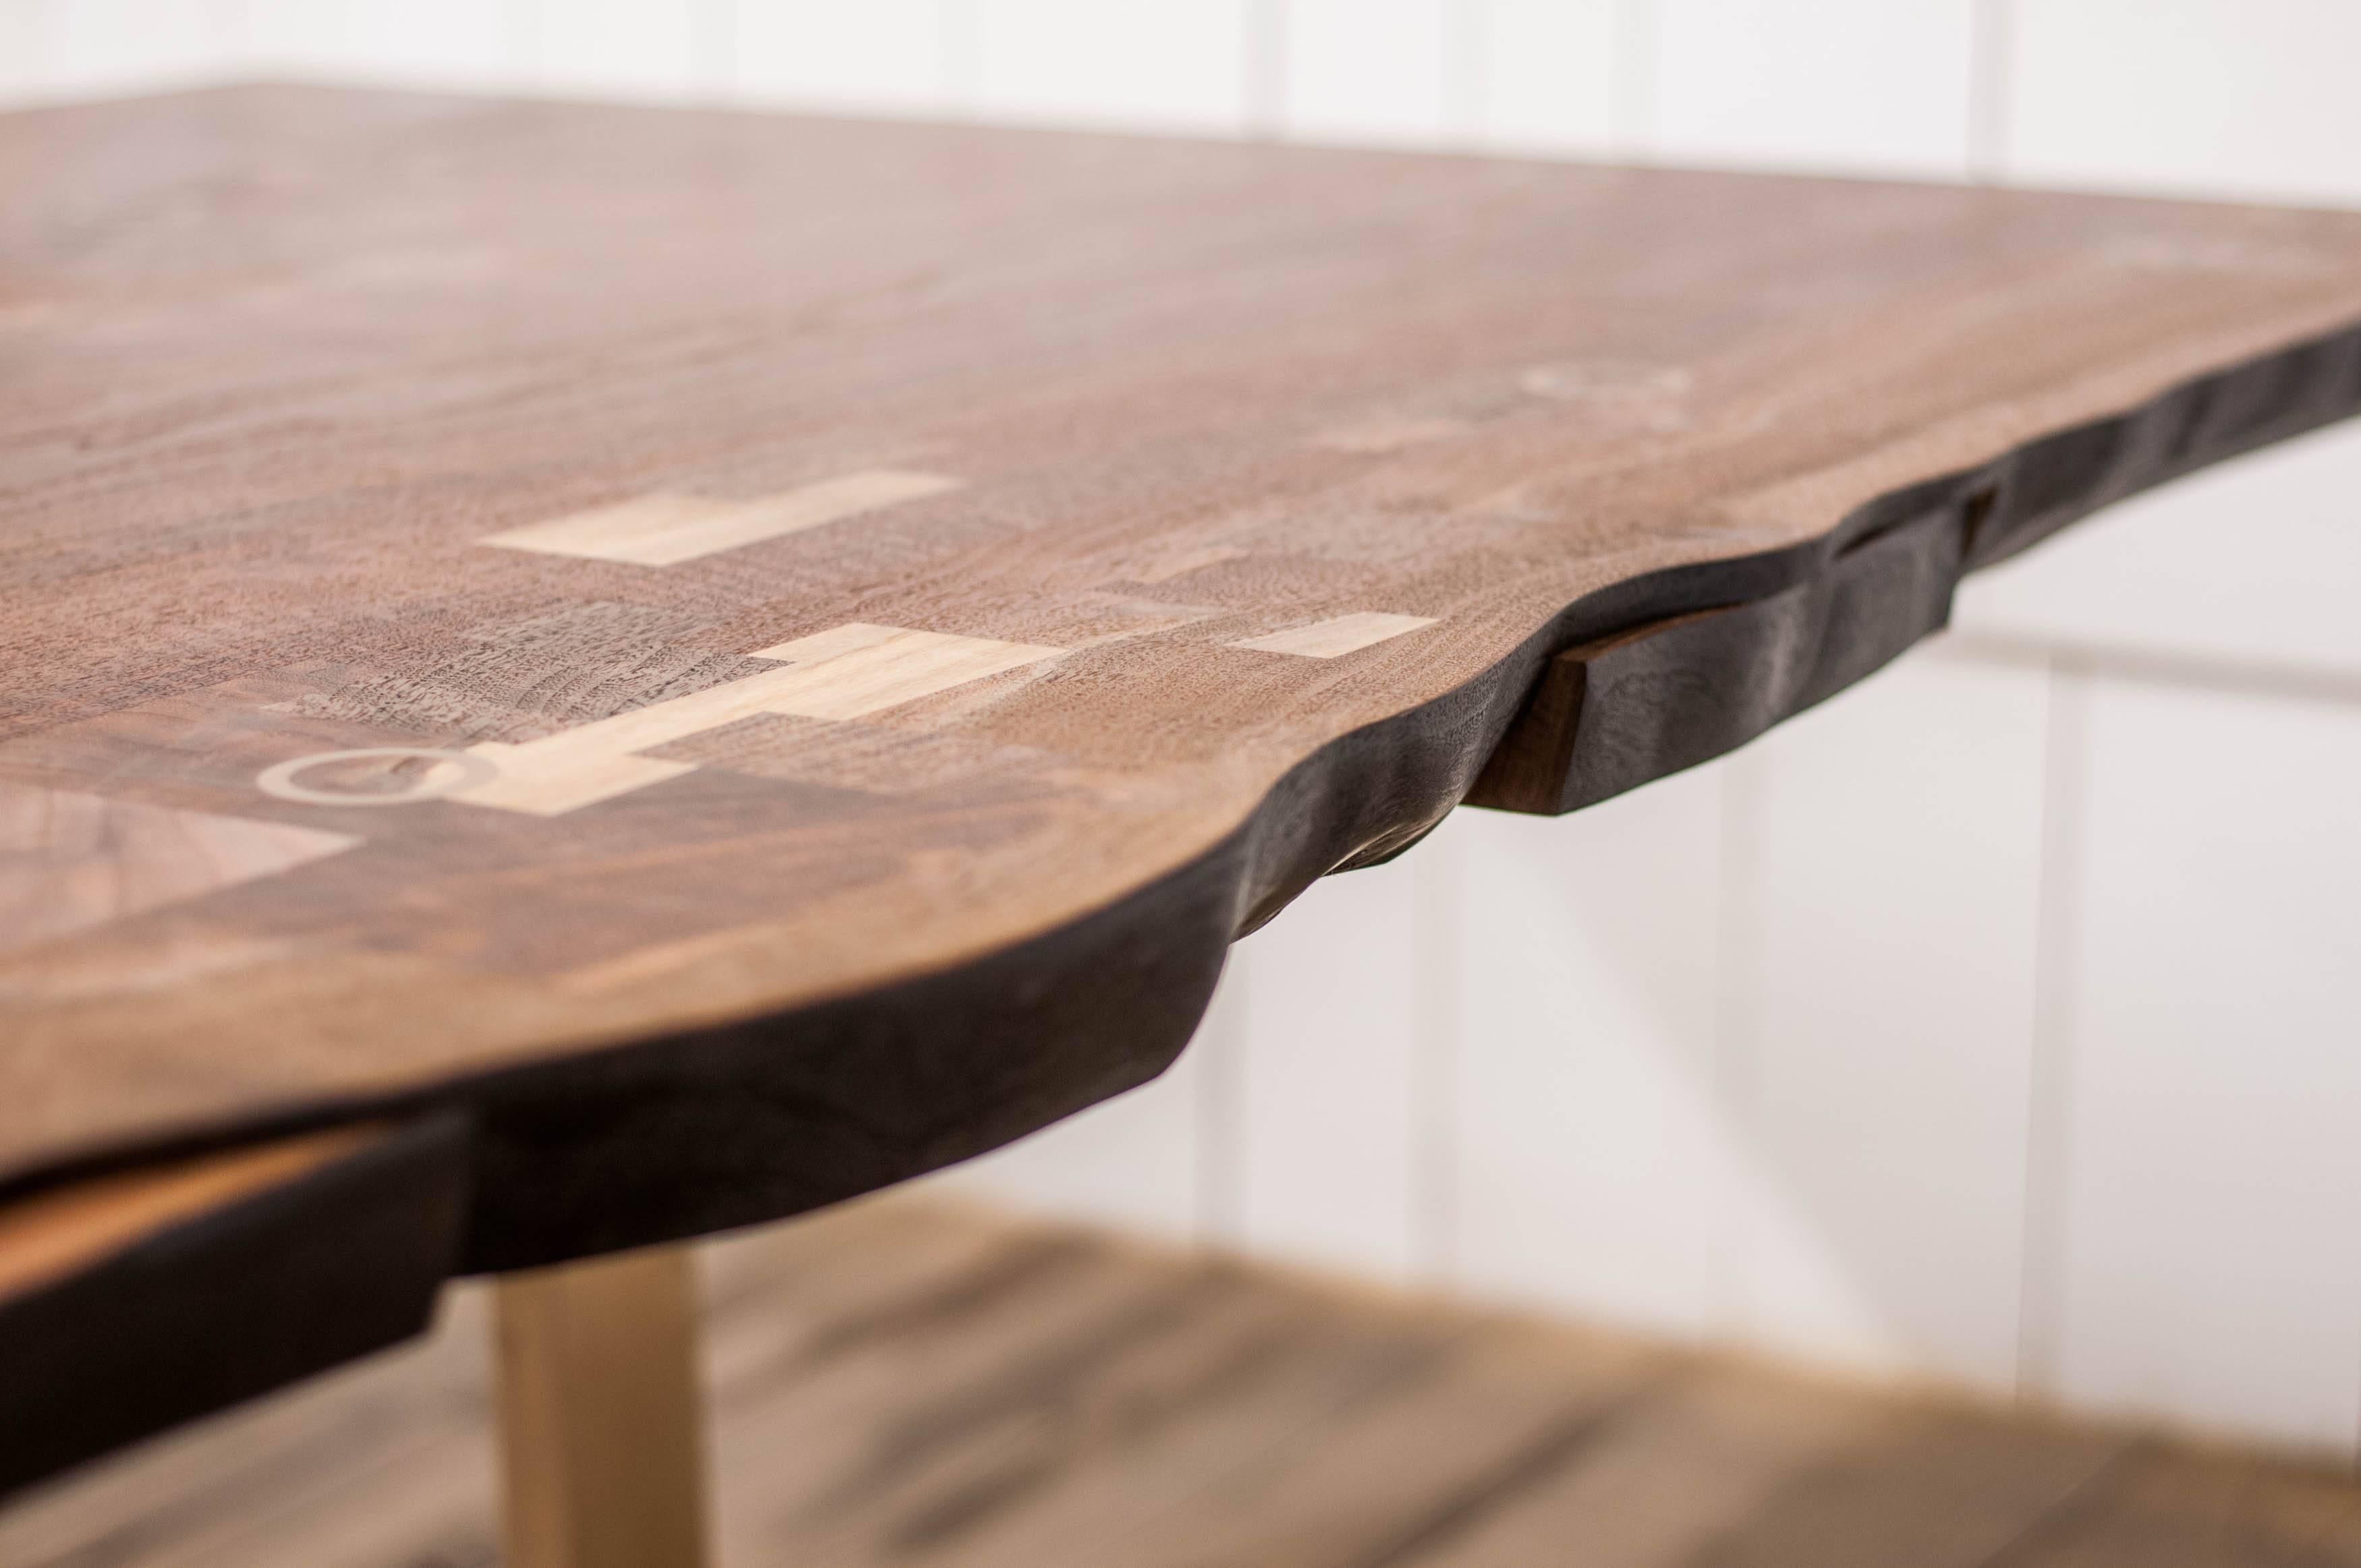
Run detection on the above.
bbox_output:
[13,1192,2361,1568]
[5,84,2361,1293]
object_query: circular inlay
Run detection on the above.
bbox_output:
[255,747,497,807]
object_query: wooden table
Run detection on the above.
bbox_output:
[5,84,2359,1565]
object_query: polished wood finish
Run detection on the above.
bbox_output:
[7,85,2361,1468]
[495,1247,710,1568]
[9,1192,2359,1568]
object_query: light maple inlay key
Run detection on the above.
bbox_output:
[1229,613,1440,659]
[480,471,965,566]
[453,625,1063,815]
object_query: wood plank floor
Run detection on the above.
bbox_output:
[5,1192,2358,1568]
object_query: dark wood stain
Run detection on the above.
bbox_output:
[0,1117,470,1501]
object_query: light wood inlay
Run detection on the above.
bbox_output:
[0,784,357,955]
[480,471,964,566]
[739,624,1064,717]
[453,624,1062,814]
[1230,612,1442,659]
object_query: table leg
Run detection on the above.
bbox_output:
[492,1245,711,1568]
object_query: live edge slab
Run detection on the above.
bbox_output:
[5,84,2361,1492]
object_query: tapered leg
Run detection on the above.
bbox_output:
[493,1245,710,1568]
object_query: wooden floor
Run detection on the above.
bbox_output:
[5,1194,2359,1568]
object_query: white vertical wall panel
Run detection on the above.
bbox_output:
[942,1066,1202,1242]
[1467,0,1618,156]
[729,0,948,114]
[1722,655,2047,1392]
[2008,0,2361,207]
[2047,678,2361,1451]
[1281,0,1449,147]
[971,0,1249,135]
[0,0,43,105]
[36,0,229,97]
[1228,845,1433,1286]
[1451,766,1727,1337]
[244,0,518,89]
[1987,0,2361,1454]
[528,0,704,103]
[1647,0,1977,179]
[1956,423,2361,677]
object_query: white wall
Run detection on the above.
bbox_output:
[7,0,2360,1457]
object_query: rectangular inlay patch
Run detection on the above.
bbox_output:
[478,471,964,566]
[1228,612,1438,658]
[453,625,1062,815]
[0,782,358,954]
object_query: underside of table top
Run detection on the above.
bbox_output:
[6,85,2361,1306]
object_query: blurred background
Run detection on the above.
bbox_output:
[5,0,2360,1466]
